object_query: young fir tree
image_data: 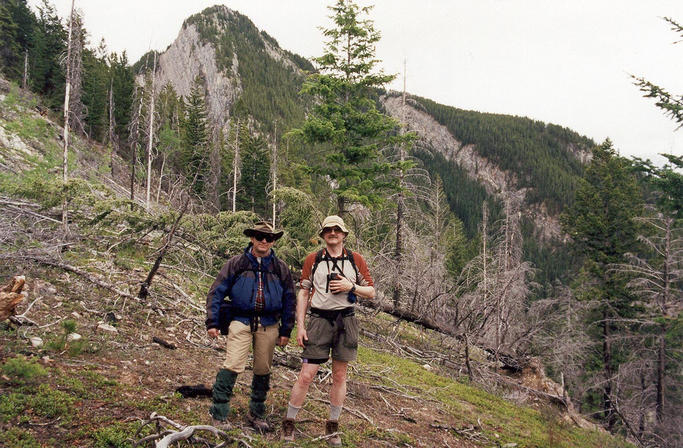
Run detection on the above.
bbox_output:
[289,0,411,215]
[561,139,644,431]
[182,77,209,195]
[238,134,270,215]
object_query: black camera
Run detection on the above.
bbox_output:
[325,272,341,293]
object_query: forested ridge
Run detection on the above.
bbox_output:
[411,95,594,215]
[0,1,681,447]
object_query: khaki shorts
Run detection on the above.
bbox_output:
[301,311,359,363]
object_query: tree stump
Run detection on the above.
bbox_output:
[1,276,27,320]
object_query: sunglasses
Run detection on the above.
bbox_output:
[253,232,276,243]
[322,226,343,234]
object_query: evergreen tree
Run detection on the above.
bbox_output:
[109,51,134,147]
[561,139,644,431]
[182,77,209,194]
[288,0,411,214]
[31,0,66,109]
[0,1,21,79]
[633,18,683,127]
[238,134,270,215]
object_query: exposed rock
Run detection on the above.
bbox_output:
[97,323,118,333]
[67,333,82,342]
[382,94,568,243]
[152,23,241,128]
[29,336,43,347]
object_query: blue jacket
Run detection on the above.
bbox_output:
[205,245,296,337]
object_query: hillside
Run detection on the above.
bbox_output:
[0,77,635,447]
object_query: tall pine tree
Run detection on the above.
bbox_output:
[288,0,411,215]
[562,139,644,431]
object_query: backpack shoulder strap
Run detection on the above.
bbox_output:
[345,249,359,279]
[310,249,325,279]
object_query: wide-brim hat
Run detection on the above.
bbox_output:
[318,215,349,237]
[244,221,284,241]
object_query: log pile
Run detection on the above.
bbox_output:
[0,275,27,320]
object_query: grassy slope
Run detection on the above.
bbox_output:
[0,82,632,447]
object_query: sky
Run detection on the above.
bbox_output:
[30,0,683,166]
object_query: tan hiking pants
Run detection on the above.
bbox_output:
[222,320,278,375]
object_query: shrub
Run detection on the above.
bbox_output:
[1,356,48,382]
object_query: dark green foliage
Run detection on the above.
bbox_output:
[82,47,109,140]
[631,154,683,220]
[562,140,644,426]
[109,52,134,145]
[0,1,21,79]
[412,95,592,214]
[288,0,413,213]
[185,6,309,136]
[414,147,500,238]
[520,216,576,291]
[29,0,66,110]
[237,134,270,215]
[181,77,210,193]
[562,140,643,269]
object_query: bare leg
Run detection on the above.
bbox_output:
[329,360,348,407]
[289,362,321,407]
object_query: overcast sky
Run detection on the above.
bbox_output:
[30,0,683,165]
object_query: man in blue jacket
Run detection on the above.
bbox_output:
[206,221,296,432]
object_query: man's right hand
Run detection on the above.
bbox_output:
[296,328,308,347]
[207,328,220,339]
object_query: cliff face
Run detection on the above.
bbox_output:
[382,94,567,242]
[145,5,307,131]
[154,22,241,127]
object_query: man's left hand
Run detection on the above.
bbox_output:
[277,336,289,347]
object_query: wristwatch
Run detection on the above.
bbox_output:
[349,285,356,293]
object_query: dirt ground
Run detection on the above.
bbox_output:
[1,269,481,447]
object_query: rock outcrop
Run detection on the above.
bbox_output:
[382,94,568,242]
[153,22,241,127]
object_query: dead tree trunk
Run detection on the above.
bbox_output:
[138,194,189,300]
[22,50,28,90]
[108,79,117,176]
[231,118,240,213]
[271,121,278,227]
[61,0,76,232]
[393,62,407,310]
[145,52,157,210]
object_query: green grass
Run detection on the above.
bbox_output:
[0,427,41,448]
[356,347,633,448]
[0,384,75,423]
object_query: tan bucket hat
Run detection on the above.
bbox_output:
[243,221,284,241]
[318,215,349,237]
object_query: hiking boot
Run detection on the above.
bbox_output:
[247,411,270,433]
[281,418,295,442]
[210,416,232,431]
[325,420,342,447]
